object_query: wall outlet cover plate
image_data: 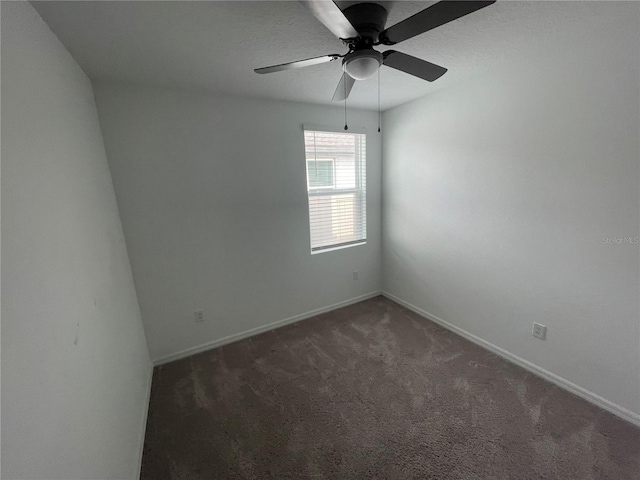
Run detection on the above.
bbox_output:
[532,322,547,340]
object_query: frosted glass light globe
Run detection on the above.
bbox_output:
[343,50,383,81]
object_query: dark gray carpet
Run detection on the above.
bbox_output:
[141,296,640,479]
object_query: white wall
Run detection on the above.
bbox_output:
[1,3,152,478]
[92,83,382,362]
[382,2,640,419]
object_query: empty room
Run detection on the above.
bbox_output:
[2,0,639,479]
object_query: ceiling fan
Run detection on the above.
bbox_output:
[254,1,496,102]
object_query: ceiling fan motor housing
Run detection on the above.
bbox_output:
[342,2,388,45]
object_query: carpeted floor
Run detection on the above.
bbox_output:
[141,296,640,479]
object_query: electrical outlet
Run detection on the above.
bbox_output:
[532,322,546,340]
[353,270,359,280]
[194,310,205,323]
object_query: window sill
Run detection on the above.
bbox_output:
[311,241,366,255]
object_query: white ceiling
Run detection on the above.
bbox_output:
[32,1,603,111]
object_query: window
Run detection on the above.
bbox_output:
[304,129,366,253]
[306,159,335,189]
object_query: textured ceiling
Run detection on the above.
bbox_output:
[32,1,613,111]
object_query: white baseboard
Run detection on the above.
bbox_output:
[134,363,154,480]
[153,291,383,366]
[382,291,640,427]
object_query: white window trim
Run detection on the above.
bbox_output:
[303,124,367,135]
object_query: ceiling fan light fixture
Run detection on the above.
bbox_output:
[256,1,497,102]
[343,50,383,81]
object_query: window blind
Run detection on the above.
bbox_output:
[304,130,366,252]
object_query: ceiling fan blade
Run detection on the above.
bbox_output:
[383,51,447,82]
[298,0,359,40]
[254,54,341,74]
[332,72,356,102]
[379,1,496,45]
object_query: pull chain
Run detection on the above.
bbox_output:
[377,68,381,133]
[344,74,348,131]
